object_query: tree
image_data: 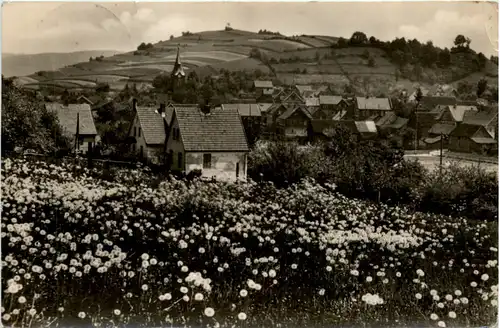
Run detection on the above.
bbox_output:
[415,87,423,105]
[2,78,70,155]
[96,82,110,93]
[170,35,174,40]
[349,31,368,45]
[490,55,498,65]
[477,78,488,98]
[438,48,451,66]
[337,37,348,48]
[454,35,471,49]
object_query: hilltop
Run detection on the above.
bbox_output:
[7,28,498,98]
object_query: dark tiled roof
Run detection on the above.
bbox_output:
[222,104,262,117]
[463,110,498,126]
[420,96,457,108]
[175,107,249,152]
[136,106,167,145]
[45,103,97,136]
[376,112,397,126]
[356,97,392,110]
[449,124,482,138]
[254,80,273,88]
[278,105,312,120]
[320,95,343,105]
[429,123,456,136]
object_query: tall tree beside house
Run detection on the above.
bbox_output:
[1,77,70,156]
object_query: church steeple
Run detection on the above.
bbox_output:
[171,45,186,79]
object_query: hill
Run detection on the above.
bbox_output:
[7,29,498,98]
[2,50,122,78]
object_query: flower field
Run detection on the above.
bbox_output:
[1,158,498,328]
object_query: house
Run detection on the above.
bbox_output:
[76,95,95,106]
[276,105,313,139]
[309,119,378,142]
[254,80,274,95]
[355,97,392,120]
[294,85,313,96]
[408,111,439,144]
[45,103,98,154]
[434,105,478,124]
[463,109,498,139]
[254,81,274,102]
[418,96,457,111]
[166,105,249,181]
[313,96,350,119]
[281,90,305,105]
[423,123,456,150]
[448,124,497,155]
[128,101,175,164]
[375,112,409,134]
[222,104,263,142]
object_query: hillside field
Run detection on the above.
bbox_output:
[6,29,498,95]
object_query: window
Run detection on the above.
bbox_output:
[178,152,183,169]
[168,150,174,167]
[132,143,136,152]
[203,154,212,169]
[236,162,240,178]
[138,128,141,137]
[134,127,136,137]
[140,146,144,158]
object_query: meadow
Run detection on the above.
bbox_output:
[1,157,498,328]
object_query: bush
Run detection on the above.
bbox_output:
[418,162,498,220]
[248,141,314,187]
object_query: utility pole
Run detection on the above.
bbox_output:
[74,112,80,168]
[439,133,443,176]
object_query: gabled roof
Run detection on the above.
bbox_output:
[438,105,478,122]
[77,95,95,106]
[332,109,348,120]
[428,123,456,136]
[375,112,397,126]
[258,103,274,113]
[320,95,343,105]
[449,123,483,138]
[355,97,391,111]
[222,104,262,117]
[136,106,168,145]
[471,137,497,144]
[174,106,248,152]
[463,110,498,126]
[311,120,377,135]
[355,121,378,133]
[45,103,97,136]
[278,105,312,120]
[254,80,273,88]
[295,85,313,95]
[282,90,305,103]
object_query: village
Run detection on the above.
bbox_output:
[42,46,499,182]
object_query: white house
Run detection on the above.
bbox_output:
[166,105,249,182]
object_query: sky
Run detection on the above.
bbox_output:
[2,1,498,56]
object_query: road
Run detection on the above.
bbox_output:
[404,153,498,173]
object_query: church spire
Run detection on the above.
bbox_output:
[171,45,186,78]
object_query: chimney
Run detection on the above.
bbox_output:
[158,103,166,115]
[200,99,212,115]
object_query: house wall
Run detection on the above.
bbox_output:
[166,115,185,170]
[185,152,248,182]
[129,113,162,162]
[283,111,310,137]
